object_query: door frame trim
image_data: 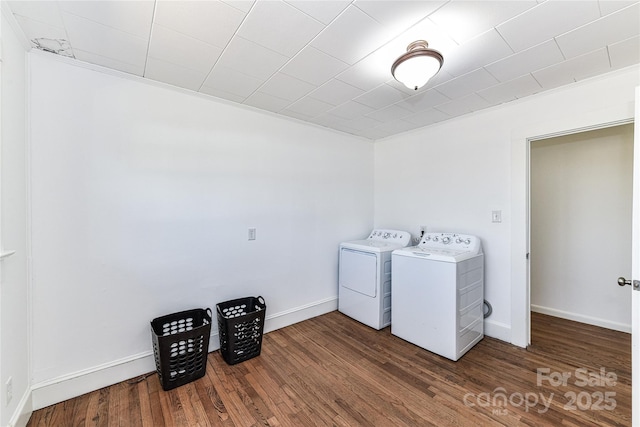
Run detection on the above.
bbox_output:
[510,105,634,348]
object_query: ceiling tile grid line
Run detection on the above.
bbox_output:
[194,1,255,93]
[141,0,157,77]
[243,2,468,117]
[196,1,356,107]
[208,1,451,114]
[8,0,640,140]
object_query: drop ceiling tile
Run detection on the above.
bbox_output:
[354,0,444,30]
[310,5,390,64]
[374,119,421,134]
[327,101,375,120]
[477,74,542,105]
[199,86,247,103]
[154,0,246,49]
[308,79,365,106]
[497,1,601,52]
[442,29,514,77]
[356,127,393,140]
[260,73,317,102]
[285,1,350,24]
[280,108,314,121]
[238,1,324,57]
[244,92,291,113]
[428,1,537,44]
[599,0,638,15]
[145,57,208,92]
[532,48,611,89]
[222,0,255,13]
[8,1,65,27]
[281,46,349,85]
[556,3,640,59]
[396,89,450,112]
[14,15,68,46]
[353,84,409,109]
[485,40,565,83]
[433,68,499,100]
[62,12,147,68]
[310,113,355,130]
[347,116,384,131]
[403,107,451,126]
[216,36,290,81]
[148,25,223,74]
[74,49,144,76]
[388,14,459,57]
[286,97,335,117]
[202,65,264,98]
[609,35,640,69]
[435,93,491,116]
[336,50,393,92]
[58,0,154,38]
[366,104,412,122]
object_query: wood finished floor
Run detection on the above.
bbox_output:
[27,311,631,426]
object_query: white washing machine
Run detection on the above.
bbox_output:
[391,232,484,361]
[339,229,411,330]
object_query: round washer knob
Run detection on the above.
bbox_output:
[455,237,462,244]
[464,238,471,245]
[442,236,451,244]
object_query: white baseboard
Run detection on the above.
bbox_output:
[484,319,511,343]
[7,387,32,427]
[531,304,631,333]
[31,351,156,411]
[31,296,337,411]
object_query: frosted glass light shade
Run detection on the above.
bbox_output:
[391,41,444,91]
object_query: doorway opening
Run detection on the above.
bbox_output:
[528,123,633,378]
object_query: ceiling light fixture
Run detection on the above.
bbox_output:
[391,40,444,91]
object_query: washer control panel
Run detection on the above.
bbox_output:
[418,232,482,254]
[367,229,411,246]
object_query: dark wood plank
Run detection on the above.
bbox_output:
[27,311,631,426]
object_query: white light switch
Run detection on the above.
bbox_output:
[491,210,502,223]
[248,227,256,240]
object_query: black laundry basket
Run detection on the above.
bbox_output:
[151,308,212,391]
[217,296,267,365]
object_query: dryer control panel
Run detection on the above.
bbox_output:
[419,232,482,255]
[367,229,411,246]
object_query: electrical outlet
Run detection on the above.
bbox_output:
[248,227,256,241]
[491,210,502,223]
[6,377,12,405]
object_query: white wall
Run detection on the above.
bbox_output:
[0,5,31,427]
[530,125,633,331]
[375,65,640,344]
[28,53,373,407]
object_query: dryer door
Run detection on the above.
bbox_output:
[339,248,378,297]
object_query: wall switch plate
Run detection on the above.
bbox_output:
[492,210,502,223]
[248,227,256,240]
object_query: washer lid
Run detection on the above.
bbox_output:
[393,245,481,262]
[341,239,407,253]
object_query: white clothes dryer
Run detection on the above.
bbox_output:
[391,232,484,361]
[339,229,411,330]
